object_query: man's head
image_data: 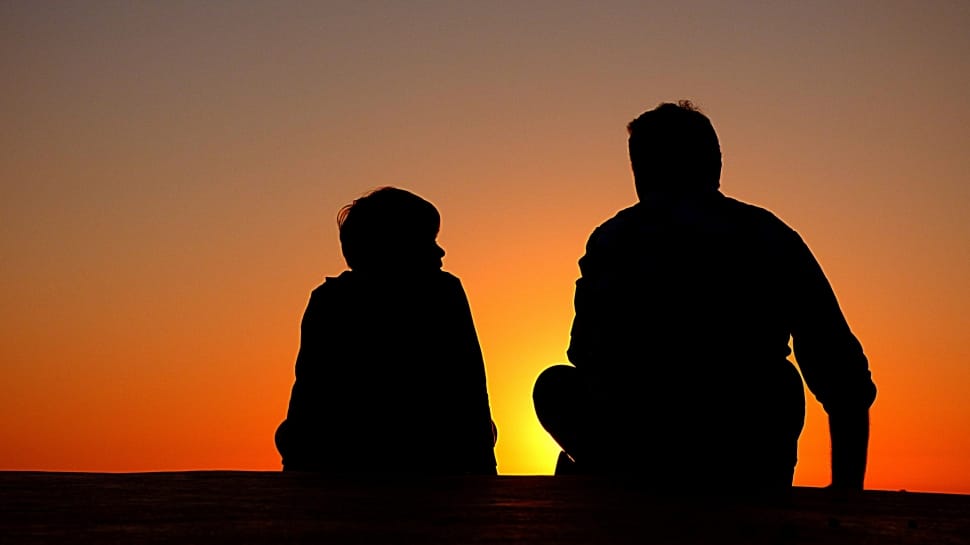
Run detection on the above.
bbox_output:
[627,100,722,198]
[338,186,444,272]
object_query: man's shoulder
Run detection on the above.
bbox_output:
[589,195,793,230]
[718,195,800,237]
[588,204,642,239]
[720,194,781,219]
[587,194,801,247]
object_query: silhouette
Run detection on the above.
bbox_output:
[533,101,876,491]
[276,187,497,474]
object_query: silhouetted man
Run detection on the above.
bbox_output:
[533,101,876,491]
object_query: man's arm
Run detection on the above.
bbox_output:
[566,228,608,369]
[829,409,870,489]
[787,232,876,490]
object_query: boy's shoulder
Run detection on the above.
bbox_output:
[436,269,463,285]
[310,269,462,295]
[415,270,466,293]
[308,270,354,299]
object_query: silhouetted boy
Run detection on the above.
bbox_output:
[276,187,497,474]
[533,102,876,491]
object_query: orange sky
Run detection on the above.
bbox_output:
[2,2,968,494]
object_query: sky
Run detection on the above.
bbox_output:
[1,1,968,493]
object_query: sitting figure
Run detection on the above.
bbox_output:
[533,101,876,492]
[276,187,498,474]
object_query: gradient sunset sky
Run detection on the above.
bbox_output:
[2,1,968,493]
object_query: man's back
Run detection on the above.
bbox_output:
[566,192,817,484]
[569,192,799,374]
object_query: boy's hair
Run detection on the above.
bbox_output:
[627,100,722,196]
[337,187,440,270]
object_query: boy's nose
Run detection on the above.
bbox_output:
[434,243,445,258]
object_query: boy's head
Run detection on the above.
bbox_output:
[337,187,444,272]
[627,100,722,198]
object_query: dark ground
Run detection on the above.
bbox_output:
[1,472,968,544]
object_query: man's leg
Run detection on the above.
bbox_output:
[275,419,321,472]
[274,419,297,471]
[533,365,590,473]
